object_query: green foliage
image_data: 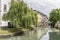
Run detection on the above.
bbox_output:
[2,0,38,29]
[2,13,8,21]
[49,8,60,27]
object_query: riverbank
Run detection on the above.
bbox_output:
[0,29,37,40]
[37,27,49,39]
[40,27,60,40]
[0,29,12,35]
[51,28,60,32]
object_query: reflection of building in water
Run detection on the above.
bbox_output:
[0,0,11,27]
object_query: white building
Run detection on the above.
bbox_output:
[33,10,48,27]
[0,0,11,27]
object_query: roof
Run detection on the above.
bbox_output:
[33,10,48,17]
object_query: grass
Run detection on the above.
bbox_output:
[0,29,12,35]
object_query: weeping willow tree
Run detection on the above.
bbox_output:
[2,0,38,29]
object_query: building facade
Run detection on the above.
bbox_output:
[32,10,48,27]
[0,0,11,27]
[35,11,48,27]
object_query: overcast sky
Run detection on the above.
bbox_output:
[23,0,60,17]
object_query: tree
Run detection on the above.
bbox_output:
[49,8,60,27]
[2,0,38,29]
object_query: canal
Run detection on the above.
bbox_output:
[0,27,60,40]
[40,28,60,40]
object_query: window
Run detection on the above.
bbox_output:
[4,4,7,12]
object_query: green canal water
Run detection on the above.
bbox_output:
[40,28,60,40]
[49,32,60,40]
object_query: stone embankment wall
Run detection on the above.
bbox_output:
[37,27,48,39]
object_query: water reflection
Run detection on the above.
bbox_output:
[49,32,60,40]
[40,29,60,40]
[40,29,52,40]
